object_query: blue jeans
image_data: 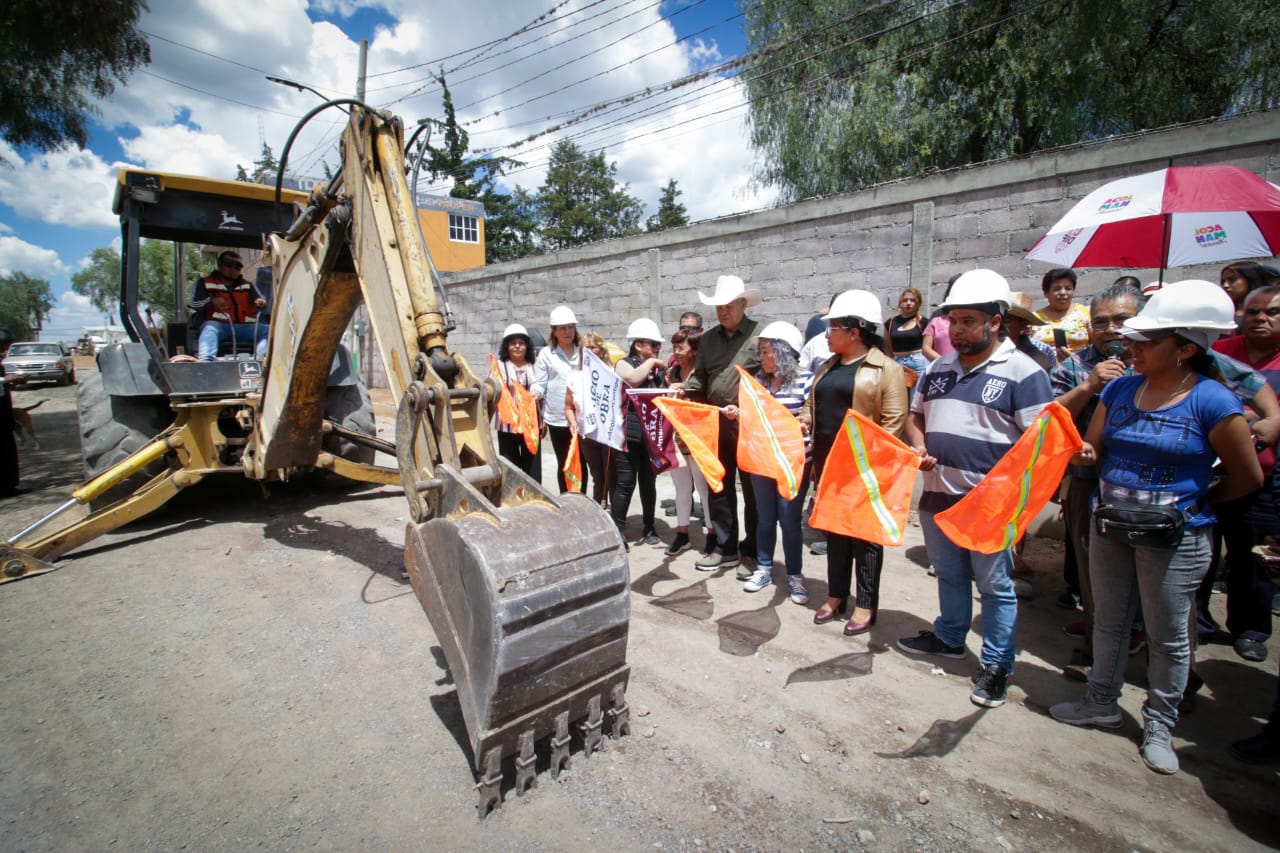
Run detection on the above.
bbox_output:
[749,472,808,576]
[921,510,1019,672]
[1087,525,1212,729]
[198,321,268,361]
[895,351,928,403]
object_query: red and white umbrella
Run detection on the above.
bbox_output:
[1026,165,1280,269]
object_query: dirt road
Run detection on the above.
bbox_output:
[1,370,1276,850]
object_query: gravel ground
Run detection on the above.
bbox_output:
[0,370,1276,851]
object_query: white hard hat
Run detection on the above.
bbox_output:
[754,320,804,355]
[502,323,529,340]
[825,289,883,327]
[626,318,663,343]
[549,305,578,326]
[1119,279,1237,349]
[941,269,1012,312]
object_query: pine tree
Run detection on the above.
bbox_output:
[646,179,689,232]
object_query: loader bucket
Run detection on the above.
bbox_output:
[404,461,630,814]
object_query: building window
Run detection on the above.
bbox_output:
[449,214,479,243]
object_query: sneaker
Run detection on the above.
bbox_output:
[1129,628,1146,656]
[970,665,1010,708]
[1140,720,1179,774]
[1063,621,1086,639]
[896,630,965,660]
[695,551,739,572]
[664,532,691,556]
[735,561,755,581]
[700,530,718,558]
[743,568,772,592]
[1056,591,1081,610]
[808,540,828,556]
[1049,697,1123,729]
[641,530,662,547]
[926,565,937,577]
[787,576,809,605]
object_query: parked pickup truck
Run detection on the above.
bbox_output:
[3,341,76,386]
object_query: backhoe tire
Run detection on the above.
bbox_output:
[309,381,377,488]
[77,372,172,510]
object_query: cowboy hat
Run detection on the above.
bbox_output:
[698,274,762,308]
[1007,292,1047,326]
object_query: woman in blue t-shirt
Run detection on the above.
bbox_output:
[1050,281,1262,776]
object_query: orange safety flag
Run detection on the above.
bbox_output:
[563,433,584,493]
[511,380,541,455]
[489,355,518,428]
[735,365,805,500]
[935,401,1082,554]
[652,396,725,493]
[809,409,921,546]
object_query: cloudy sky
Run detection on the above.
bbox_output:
[0,0,774,341]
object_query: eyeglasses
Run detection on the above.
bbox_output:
[1244,306,1280,317]
[1089,314,1135,330]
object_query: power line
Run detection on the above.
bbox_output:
[137,70,301,119]
[140,29,343,97]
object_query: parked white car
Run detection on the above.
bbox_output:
[3,341,76,386]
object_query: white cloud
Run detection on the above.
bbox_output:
[0,142,119,229]
[42,291,108,342]
[0,236,70,278]
[119,124,245,178]
[0,223,12,234]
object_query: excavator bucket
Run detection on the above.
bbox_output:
[403,461,631,816]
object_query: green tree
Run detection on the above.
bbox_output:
[646,179,689,232]
[72,240,203,324]
[538,140,644,250]
[0,0,150,155]
[743,0,1280,201]
[416,73,530,264]
[0,272,55,341]
[236,143,280,184]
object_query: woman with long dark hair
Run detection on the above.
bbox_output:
[1051,280,1262,775]
[798,290,908,635]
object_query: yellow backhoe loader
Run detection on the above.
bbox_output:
[1,105,631,816]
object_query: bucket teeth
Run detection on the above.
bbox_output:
[550,711,572,779]
[577,694,605,758]
[514,729,537,796]
[607,683,631,739]
[476,747,503,818]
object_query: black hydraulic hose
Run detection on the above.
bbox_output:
[274,98,374,228]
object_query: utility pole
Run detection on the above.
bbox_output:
[356,39,367,102]
[353,37,371,383]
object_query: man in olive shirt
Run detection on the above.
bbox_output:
[684,275,762,572]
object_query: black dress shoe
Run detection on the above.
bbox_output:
[1235,637,1269,663]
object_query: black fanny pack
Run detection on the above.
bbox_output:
[1094,502,1187,550]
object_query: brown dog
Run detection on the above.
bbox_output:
[13,399,43,449]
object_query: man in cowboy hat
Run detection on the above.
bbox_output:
[684,274,762,574]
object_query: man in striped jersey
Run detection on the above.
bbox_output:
[897,269,1054,708]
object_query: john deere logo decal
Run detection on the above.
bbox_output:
[1194,223,1227,247]
[1097,195,1132,213]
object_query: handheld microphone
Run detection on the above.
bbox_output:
[1106,340,1123,360]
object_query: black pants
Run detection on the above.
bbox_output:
[827,533,883,610]
[497,431,542,482]
[705,414,757,557]
[1197,489,1274,641]
[611,417,656,537]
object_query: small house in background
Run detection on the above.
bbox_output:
[414,196,486,272]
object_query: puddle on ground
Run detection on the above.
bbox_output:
[875,709,985,759]
[785,651,875,685]
[650,579,713,620]
[716,602,781,656]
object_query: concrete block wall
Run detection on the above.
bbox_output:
[409,112,1280,377]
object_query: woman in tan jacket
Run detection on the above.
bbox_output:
[799,290,908,635]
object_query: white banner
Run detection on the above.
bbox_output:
[581,349,627,450]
